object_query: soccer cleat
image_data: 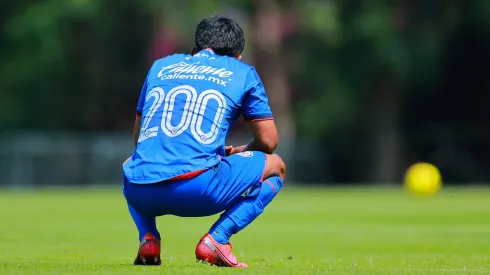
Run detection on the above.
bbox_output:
[133,233,162,266]
[195,233,248,268]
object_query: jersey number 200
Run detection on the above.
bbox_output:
[138,85,226,144]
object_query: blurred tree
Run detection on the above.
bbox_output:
[250,0,295,174]
[3,0,490,183]
[290,0,490,182]
[0,0,153,130]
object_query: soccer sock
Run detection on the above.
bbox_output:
[127,203,160,241]
[208,176,284,244]
[209,217,236,245]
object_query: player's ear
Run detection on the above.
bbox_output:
[237,55,242,60]
[191,46,197,55]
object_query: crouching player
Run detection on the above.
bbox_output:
[122,16,286,268]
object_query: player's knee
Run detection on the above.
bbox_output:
[275,154,287,180]
[265,154,286,181]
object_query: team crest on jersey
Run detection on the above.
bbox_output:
[237,151,254,158]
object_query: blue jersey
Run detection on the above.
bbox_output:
[123,49,273,184]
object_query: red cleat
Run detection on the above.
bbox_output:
[195,233,248,268]
[133,233,162,266]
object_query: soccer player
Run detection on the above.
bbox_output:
[122,16,286,268]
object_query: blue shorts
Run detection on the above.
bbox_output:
[123,151,267,217]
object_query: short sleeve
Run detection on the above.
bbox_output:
[136,72,150,117]
[241,68,273,121]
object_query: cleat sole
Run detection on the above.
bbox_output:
[196,258,215,266]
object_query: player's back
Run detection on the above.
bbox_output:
[124,49,263,184]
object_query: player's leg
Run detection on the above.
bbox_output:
[123,169,226,266]
[123,178,162,265]
[127,202,160,241]
[208,154,285,244]
[195,152,286,268]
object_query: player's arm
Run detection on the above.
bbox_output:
[132,71,149,147]
[230,68,278,155]
[232,120,278,154]
[133,115,142,147]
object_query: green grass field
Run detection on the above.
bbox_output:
[1,186,489,274]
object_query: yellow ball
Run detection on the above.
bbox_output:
[404,162,442,196]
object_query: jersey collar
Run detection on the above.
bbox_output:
[195,48,215,56]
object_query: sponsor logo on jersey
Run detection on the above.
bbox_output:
[157,62,233,87]
[240,186,253,197]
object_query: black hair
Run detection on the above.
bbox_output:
[194,16,245,57]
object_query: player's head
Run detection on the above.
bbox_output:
[192,16,245,59]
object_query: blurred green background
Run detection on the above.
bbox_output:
[1,0,490,186]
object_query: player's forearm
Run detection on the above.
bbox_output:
[133,116,142,147]
[133,134,139,147]
[239,139,276,154]
[133,126,140,147]
[241,120,278,155]
[230,144,247,154]
[133,126,141,147]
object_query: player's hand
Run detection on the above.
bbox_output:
[226,145,247,156]
[225,145,234,156]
